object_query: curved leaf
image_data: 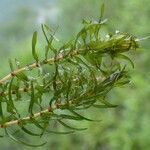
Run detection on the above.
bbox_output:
[58,120,87,131]
[116,54,134,68]
[5,129,47,147]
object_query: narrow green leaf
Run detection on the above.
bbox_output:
[116,54,134,68]
[41,24,57,57]
[21,126,41,136]
[28,81,35,114]
[0,101,3,117]
[42,26,51,60]
[52,113,83,121]
[16,72,28,82]
[46,130,74,135]
[78,99,96,107]
[69,110,98,121]
[99,3,105,23]
[5,129,47,147]
[7,78,16,113]
[93,104,118,108]
[31,118,45,129]
[8,58,14,72]
[58,120,87,131]
[98,98,117,107]
[30,118,48,137]
[75,28,87,45]
[41,24,49,45]
[32,31,39,62]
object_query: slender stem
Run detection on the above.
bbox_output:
[0,101,74,128]
[0,50,79,84]
[0,108,54,128]
[0,84,100,128]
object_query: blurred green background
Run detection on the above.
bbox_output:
[0,0,149,150]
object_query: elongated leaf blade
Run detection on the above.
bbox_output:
[99,3,105,22]
[28,81,35,114]
[93,104,118,108]
[5,129,47,147]
[32,31,39,62]
[58,120,87,131]
[21,126,41,136]
[116,54,134,68]
[69,110,99,121]
[8,58,14,72]
[7,78,15,113]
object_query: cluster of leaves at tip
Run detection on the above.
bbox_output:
[0,4,140,147]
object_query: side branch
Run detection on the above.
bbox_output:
[0,50,79,84]
[0,101,73,128]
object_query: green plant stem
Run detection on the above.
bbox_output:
[0,100,75,128]
[0,50,80,84]
[0,84,105,128]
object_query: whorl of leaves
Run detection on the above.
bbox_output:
[0,5,140,147]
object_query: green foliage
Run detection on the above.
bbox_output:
[0,4,141,147]
[32,31,39,63]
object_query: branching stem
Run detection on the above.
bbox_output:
[0,100,74,128]
[0,50,79,84]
